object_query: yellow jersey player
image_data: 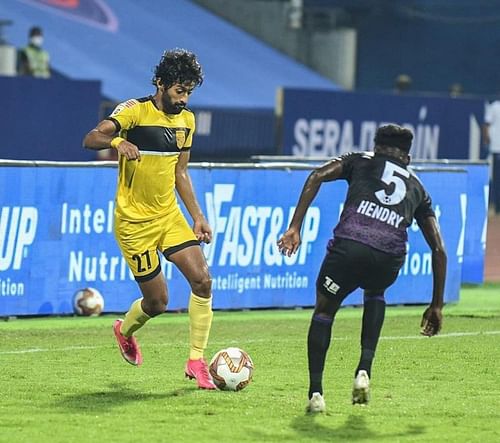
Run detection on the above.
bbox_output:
[83,49,216,389]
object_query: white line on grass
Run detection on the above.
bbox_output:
[0,330,499,355]
[379,330,500,340]
[0,345,102,355]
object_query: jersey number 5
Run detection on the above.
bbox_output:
[375,161,410,205]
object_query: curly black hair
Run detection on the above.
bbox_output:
[152,48,203,89]
[374,124,413,153]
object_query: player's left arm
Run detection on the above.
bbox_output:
[417,215,447,336]
[277,157,344,256]
[175,150,212,244]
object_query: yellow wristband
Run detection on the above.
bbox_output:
[110,136,125,149]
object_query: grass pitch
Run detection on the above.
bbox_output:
[1,285,499,443]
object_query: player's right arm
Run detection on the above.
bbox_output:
[83,119,141,161]
[277,156,345,256]
[417,215,447,336]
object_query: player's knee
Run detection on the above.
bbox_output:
[191,274,212,298]
[364,290,385,302]
[315,290,341,317]
[312,312,333,323]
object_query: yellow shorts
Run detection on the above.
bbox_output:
[114,208,199,282]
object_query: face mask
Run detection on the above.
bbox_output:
[30,36,43,47]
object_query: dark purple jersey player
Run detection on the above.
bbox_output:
[278,124,447,412]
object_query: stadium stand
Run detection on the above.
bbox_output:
[0,0,339,107]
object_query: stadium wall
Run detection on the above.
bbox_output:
[0,77,101,162]
[1,77,487,163]
[0,161,483,317]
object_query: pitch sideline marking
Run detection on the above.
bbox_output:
[1,330,499,355]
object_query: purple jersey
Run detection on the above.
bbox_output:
[332,152,435,256]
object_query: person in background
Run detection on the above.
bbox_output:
[82,48,216,389]
[449,82,464,98]
[393,74,412,94]
[278,124,446,413]
[17,26,50,78]
[483,98,500,214]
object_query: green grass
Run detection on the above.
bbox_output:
[1,285,499,443]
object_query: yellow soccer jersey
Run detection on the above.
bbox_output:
[106,96,195,221]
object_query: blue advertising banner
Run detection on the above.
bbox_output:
[414,161,489,284]
[281,89,485,160]
[252,157,490,285]
[0,163,466,316]
[458,164,489,283]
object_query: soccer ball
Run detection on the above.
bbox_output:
[73,287,104,316]
[209,347,254,391]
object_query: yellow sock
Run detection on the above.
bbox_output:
[120,298,150,337]
[188,293,213,360]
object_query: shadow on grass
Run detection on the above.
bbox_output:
[290,413,426,441]
[248,413,425,441]
[53,383,195,413]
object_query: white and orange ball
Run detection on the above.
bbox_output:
[209,347,254,391]
[73,287,104,316]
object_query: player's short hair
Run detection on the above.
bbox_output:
[152,48,203,89]
[374,124,413,153]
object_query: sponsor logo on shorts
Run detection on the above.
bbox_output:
[323,276,340,295]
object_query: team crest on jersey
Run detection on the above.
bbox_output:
[176,130,186,149]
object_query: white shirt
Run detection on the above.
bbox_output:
[485,100,500,153]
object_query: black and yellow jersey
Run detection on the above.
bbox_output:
[106,96,195,221]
